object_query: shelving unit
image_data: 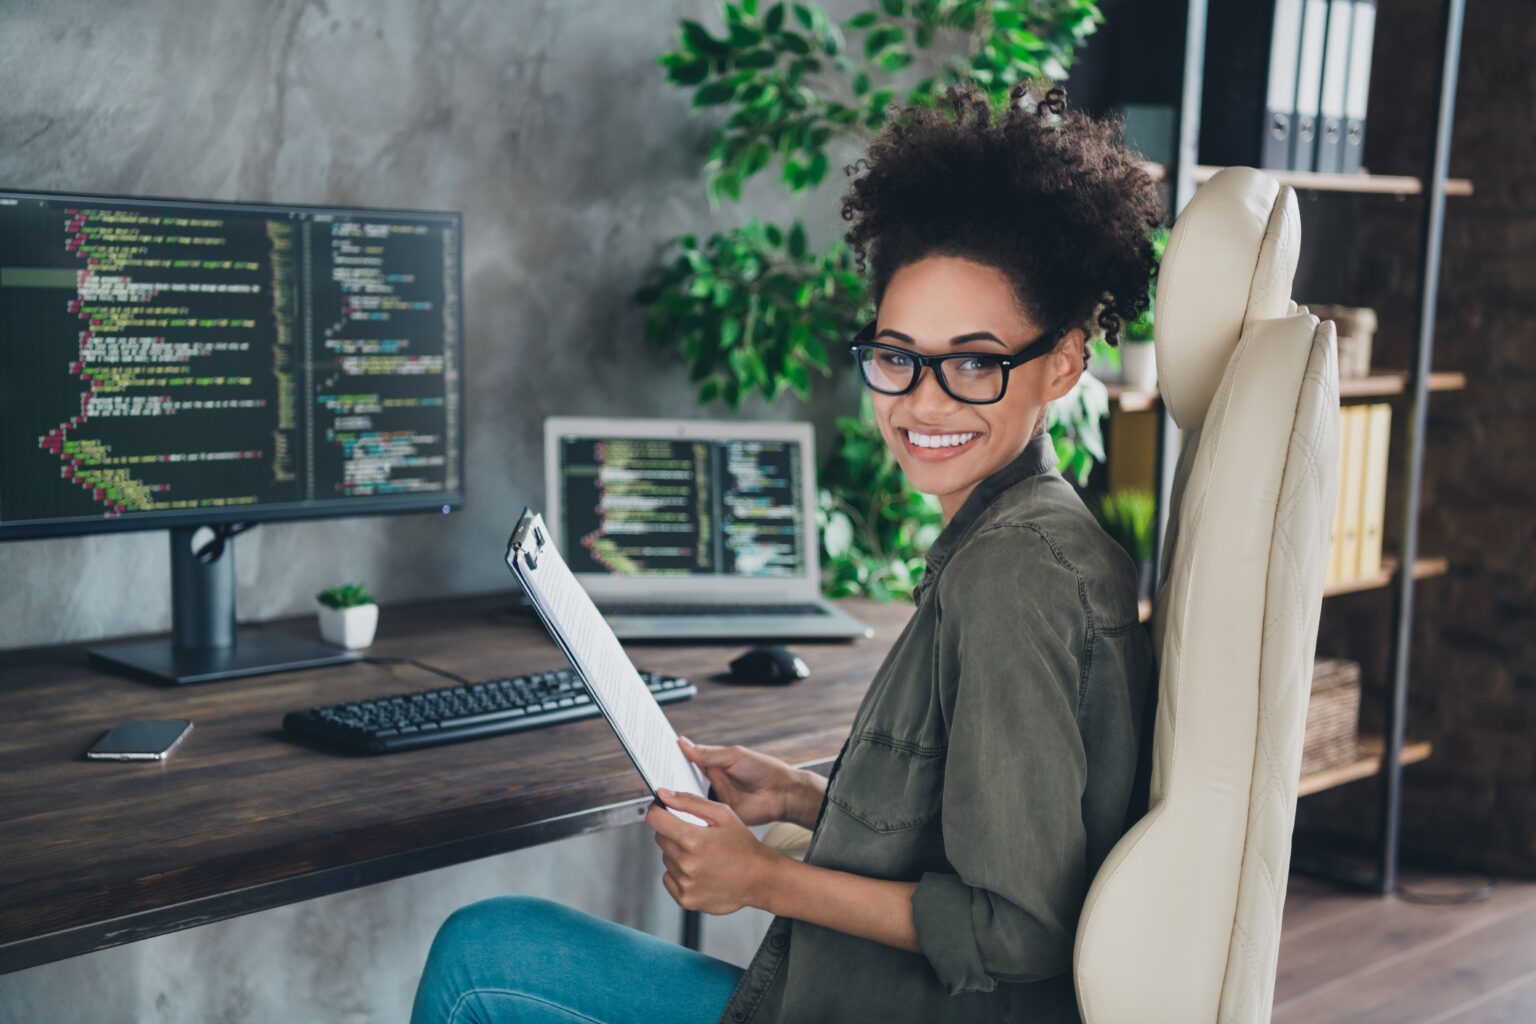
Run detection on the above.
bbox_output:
[1138,0,1469,894]
[1134,556,1451,625]
[1298,738,1434,799]
[1140,160,1474,197]
[1106,370,1467,413]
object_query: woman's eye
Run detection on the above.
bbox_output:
[952,356,998,373]
[876,351,912,368]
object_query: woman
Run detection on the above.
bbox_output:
[412,80,1160,1024]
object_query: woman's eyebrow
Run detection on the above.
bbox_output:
[874,328,1008,348]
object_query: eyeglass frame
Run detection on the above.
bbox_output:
[846,317,1071,405]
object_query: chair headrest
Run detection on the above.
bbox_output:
[1155,167,1300,430]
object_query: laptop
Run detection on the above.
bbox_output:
[541,416,873,641]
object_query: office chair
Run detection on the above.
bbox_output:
[764,165,1341,1024]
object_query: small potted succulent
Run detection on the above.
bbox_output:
[1093,489,1157,603]
[1087,335,1123,385]
[316,582,378,649]
[1118,311,1158,390]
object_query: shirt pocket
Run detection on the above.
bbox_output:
[826,730,947,833]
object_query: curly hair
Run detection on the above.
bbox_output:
[840,81,1164,367]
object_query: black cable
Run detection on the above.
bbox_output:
[191,520,255,563]
[361,655,474,688]
[1395,874,1497,905]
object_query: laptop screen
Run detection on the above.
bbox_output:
[555,433,805,579]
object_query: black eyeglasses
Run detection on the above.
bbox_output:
[847,319,1068,405]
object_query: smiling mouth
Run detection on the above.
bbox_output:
[900,427,982,455]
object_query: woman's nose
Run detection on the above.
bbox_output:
[907,362,963,414]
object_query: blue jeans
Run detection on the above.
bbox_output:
[410,895,744,1024]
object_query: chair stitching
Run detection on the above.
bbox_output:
[1216,323,1327,1013]
[1247,191,1294,311]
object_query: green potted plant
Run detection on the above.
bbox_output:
[316,583,378,649]
[641,0,1110,603]
[1087,333,1123,384]
[1093,488,1155,602]
[1117,225,1167,390]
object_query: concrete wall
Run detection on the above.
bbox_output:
[0,0,854,1018]
[0,0,863,652]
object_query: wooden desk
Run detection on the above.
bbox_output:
[0,592,911,975]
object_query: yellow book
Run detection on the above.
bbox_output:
[1357,403,1392,580]
[1326,404,1352,587]
[1337,405,1368,585]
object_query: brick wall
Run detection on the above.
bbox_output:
[1294,0,1536,878]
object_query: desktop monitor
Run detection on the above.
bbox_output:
[0,188,463,682]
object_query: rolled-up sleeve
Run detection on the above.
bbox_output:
[910,526,1089,994]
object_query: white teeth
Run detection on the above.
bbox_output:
[905,428,978,449]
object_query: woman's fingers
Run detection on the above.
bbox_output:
[677,736,738,768]
[653,831,685,859]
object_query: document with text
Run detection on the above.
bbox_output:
[505,507,710,825]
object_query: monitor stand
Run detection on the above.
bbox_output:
[89,524,360,685]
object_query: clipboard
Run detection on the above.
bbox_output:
[505,506,710,825]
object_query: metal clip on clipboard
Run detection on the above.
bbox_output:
[510,510,544,571]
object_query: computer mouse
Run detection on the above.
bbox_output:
[727,645,810,685]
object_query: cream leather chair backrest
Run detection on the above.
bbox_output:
[1072,166,1341,1024]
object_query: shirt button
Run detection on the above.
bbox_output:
[732,1011,748,1022]
[769,933,786,950]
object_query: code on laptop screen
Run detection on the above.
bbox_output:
[556,435,803,577]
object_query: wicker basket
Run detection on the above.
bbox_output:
[1307,304,1378,380]
[1302,657,1362,776]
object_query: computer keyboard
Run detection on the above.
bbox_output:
[596,601,830,617]
[283,666,695,754]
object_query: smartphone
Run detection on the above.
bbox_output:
[85,720,193,761]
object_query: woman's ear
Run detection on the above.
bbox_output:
[1044,327,1086,401]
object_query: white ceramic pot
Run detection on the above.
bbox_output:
[1091,360,1123,385]
[1120,341,1158,390]
[318,602,379,649]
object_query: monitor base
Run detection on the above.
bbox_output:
[89,628,359,686]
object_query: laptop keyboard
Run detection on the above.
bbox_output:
[596,601,830,617]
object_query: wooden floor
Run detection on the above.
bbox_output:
[1274,871,1536,1023]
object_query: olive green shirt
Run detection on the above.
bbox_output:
[715,431,1155,1024]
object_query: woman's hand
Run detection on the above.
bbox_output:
[645,789,789,915]
[676,736,824,828]
[644,789,922,952]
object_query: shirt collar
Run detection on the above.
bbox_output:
[911,430,1059,605]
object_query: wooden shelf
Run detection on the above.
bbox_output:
[1298,737,1432,798]
[1325,555,1449,598]
[1134,556,1447,622]
[1106,369,1465,412]
[1140,161,1473,197]
[1338,369,1467,399]
[1107,383,1160,413]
